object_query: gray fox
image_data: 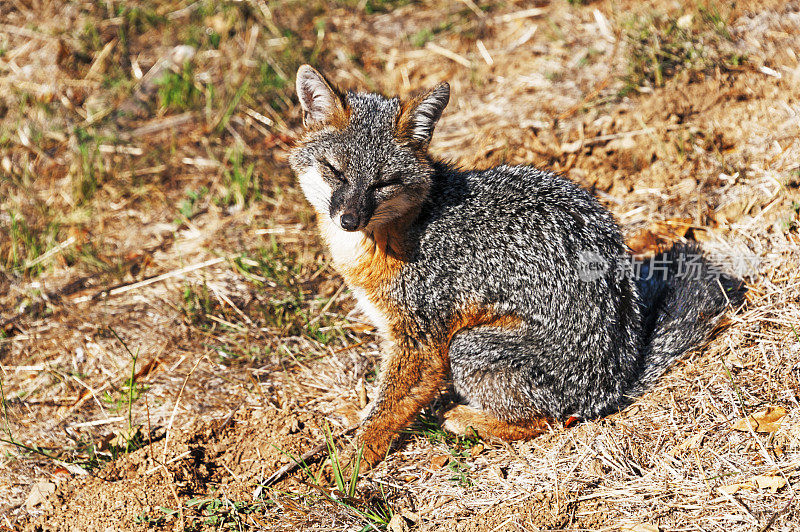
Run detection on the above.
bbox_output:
[289,65,742,467]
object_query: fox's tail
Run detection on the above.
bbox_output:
[629,244,745,398]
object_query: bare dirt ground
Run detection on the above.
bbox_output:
[2,0,800,530]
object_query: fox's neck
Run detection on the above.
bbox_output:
[319,207,419,293]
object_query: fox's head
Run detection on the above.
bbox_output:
[289,65,449,232]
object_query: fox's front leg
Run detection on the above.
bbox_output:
[357,337,448,467]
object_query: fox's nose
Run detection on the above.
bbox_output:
[340,212,359,231]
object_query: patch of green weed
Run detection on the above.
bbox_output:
[3,211,60,275]
[176,186,208,223]
[185,497,259,528]
[0,341,148,471]
[621,6,743,95]
[157,64,201,112]
[411,410,480,487]
[257,427,394,530]
[409,18,457,48]
[74,142,102,203]
[410,28,435,48]
[217,148,259,208]
[698,5,731,39]
[134,506,178,526]
[79,21,103,53]
[182,281,214,325]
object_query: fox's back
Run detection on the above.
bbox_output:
[406,163,634,313]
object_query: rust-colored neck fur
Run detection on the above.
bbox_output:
[319,208,419,296]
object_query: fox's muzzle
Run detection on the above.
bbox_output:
[333,193,375,232]
[340,211,360,231]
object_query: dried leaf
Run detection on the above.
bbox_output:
[653,218,692,239]
[589,458,605,476]
[691,227,713,242]
[627,218,693,255]
[400,509,420,524]
[430,455,450,470]
[717,483,753,495]
[718,475,787,495]
[621,523,659,532]
[25,481,56,510]
[626,229,661,256]
[388,513,410,532]
[669,432,704,456]
[733,406,788,433]
[470,444,484,458]
[752,475,787,493]
[725,352,745,368]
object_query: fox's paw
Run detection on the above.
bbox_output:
[443,405,552,441]
[351,426,395,470]
[442,405,487,438]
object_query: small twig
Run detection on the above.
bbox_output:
[425,42,471,68]
[144,450,192,475]
[71,375,109,417]
[73,257,225,303]
[211,400,245,438]
[244,107,274,127]
[67,416,125,429]
[261,426,358,487]
[162,355,204,462]
[758,495,795,532]
[333,340,368,354]
[458,0,485,18]
[0,23,58,42]
[206,313,248,332]
[117,164,167,179]
[23,236,76,270]
[476,40,493,66]
[126,112,196,138]
[159,464,185,530]
[492,7,545,23]
[306,282,347,328]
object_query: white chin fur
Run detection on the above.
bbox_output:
[324,217,367,266]
[297,168,367,266]
[298,167,332,214]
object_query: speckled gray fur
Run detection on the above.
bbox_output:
[291,74,743,424]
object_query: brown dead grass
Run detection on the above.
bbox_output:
[2,0,800,530]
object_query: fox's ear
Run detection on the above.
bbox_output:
[397,82,450,146]
[296,65,345,127]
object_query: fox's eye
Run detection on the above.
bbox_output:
[321,160,346,183]
[375,177,403,189]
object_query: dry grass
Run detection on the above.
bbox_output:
[1,0,800,530]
